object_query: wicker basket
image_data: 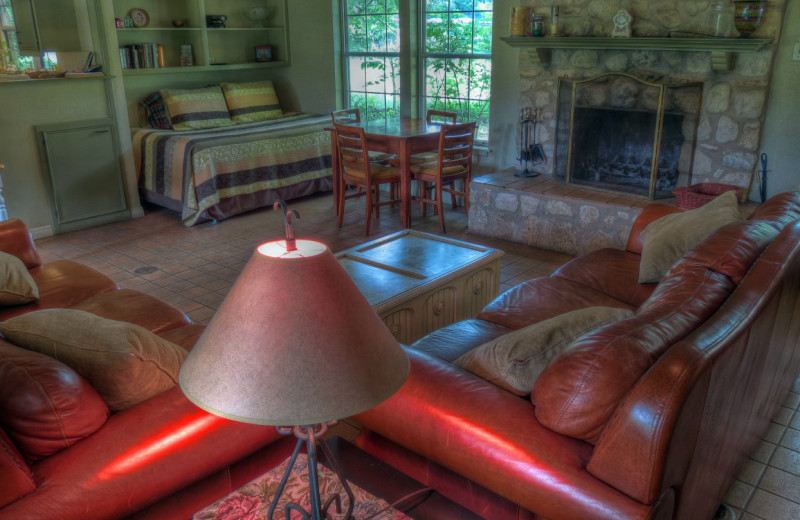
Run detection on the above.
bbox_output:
[673,183,743,209]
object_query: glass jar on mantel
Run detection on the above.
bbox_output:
[708,0,735,37]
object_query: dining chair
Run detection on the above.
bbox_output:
[410,121,476,234]
[334,122,402,235]
[331,109,394,163]
[406,110,458,165]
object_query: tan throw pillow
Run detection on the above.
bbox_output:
[160,86,234,131]
[638,191,740,283]
[454,306,634,395]
[0,309,188,411]
[221,80,283,123]
[0,251,39,306]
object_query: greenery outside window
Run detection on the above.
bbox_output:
[342,0,492,141]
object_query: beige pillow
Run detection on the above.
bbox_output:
[638,191,740,283]
[0,309,188,411]
[0,251,39,306]
[454,306,634,395]
[160,86,234,131]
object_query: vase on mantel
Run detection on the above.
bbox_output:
[733,1,767,37]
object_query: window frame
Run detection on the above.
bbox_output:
[340,0,492,142]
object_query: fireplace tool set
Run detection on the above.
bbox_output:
[516,107,546,178]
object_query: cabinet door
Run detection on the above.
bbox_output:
[38,120,129,233]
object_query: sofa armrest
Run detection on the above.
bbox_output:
[0,386,283,520]
[0,219,41,270]
[356,348,652,520]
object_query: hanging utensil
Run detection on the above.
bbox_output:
[757,153,768,203]
[529,108,547,165]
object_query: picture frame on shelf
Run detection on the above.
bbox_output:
[255,45,273,62]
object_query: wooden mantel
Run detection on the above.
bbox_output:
[500,37,773,72]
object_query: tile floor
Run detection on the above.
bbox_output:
[32,192,800,520]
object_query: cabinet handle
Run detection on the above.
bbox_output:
[93,129,110,135]
[433,301,445,316]
[472,280,483,295]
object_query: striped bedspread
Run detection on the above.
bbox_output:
[133,113,332,226]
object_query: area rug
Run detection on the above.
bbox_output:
[193,453,411,520]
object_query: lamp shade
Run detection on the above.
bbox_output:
[179,239,409,426]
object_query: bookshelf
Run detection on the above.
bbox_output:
[112,0,289,74]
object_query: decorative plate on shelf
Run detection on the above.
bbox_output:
[129,8,149,28]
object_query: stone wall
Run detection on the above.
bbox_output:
[514,0,787,191]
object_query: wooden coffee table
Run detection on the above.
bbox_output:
[336,230,504,344]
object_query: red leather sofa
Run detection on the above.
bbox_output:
[356,191,800,520]
[0,219,293,520]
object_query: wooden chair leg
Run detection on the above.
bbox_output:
[364,186,373,236]
[436,180,446,234]
[337,181,347,229]
[418,180,426,217]
[373,184,381,219]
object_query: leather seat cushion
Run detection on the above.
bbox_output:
[553,248,655,307]
[0,260,118,321]
[410,319,513,363]
[477,277,634,331]
[72,289,192,335]
[0,428,36,509]
[0,340,109,462]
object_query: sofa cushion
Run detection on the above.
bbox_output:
[638,191,740,283]
[0,309,188,411]
[533,266,735,444]
[0,427,36,508]
[0,260,118,321]
[0,252,39,306]
[0,340,109,461]
[553,248,655,307]
[160,86,235,131]
[72,289,191,335]
[477,277,634,331]
[625,204,684,255]
[410,319,513,363]
[747,190,800,230]
[456,307,634,396]
[221,80,283,123]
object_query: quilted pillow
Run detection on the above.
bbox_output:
[138,91,172,129]
[638,191,740,283]
[0,251,39,306]
[0,309,188,411]
[221,80,283,123]
[455,306,634,395]
[160,86,234,130]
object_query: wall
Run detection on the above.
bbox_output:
[759,0,800,198]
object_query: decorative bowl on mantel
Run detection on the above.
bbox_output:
[733,1,767,37]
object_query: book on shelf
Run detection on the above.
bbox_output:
[119,43,162,70]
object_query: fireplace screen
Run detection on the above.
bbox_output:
[554,73,702,199]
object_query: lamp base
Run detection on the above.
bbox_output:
[268,422,355,520]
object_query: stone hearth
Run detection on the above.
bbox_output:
[468,169,754,256]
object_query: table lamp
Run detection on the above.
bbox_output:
[180,202,410,519]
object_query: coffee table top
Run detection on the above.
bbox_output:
[336,230,503,313]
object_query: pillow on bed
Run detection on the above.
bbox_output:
[160,86,235,131]
[221,80,283,123]
[139,92,172,129]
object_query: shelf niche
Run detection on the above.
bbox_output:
[500,36,772,72]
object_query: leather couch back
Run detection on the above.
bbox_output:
[532,218,781,444]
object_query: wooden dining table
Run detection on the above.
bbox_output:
[330,118,444,228]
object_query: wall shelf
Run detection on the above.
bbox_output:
[500,37,773,71]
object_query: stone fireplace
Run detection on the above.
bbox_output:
[555,72,702,199]
[507,0,786,195]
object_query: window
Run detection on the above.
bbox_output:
[343,0,401,122]
[342,0,492,140]
[0,0,49,72]
[422,1,492,140]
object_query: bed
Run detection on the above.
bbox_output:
[133,113,333,226]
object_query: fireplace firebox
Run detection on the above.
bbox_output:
[555,73,703,199]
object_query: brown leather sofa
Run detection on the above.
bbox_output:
[355,190,800,520]
[0,219,293,520]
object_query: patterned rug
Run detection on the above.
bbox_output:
[194,454,411,520]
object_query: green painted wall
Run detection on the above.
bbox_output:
[759,0,800,198]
